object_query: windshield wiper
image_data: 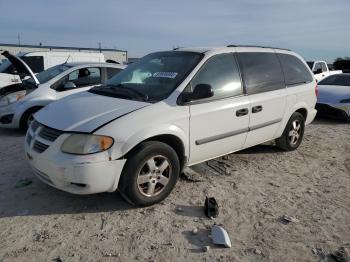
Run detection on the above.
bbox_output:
[112,84,149,101]
[90,85,148,102]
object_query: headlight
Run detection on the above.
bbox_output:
[4,93,25,105]
[61,134,114,155]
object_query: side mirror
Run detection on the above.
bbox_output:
[313,68,322,74]
[182,84,214,102]
[63,81,77,90]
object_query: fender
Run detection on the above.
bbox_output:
[109,124,189,161]
[13,99,55,126]
[274,100,310,139]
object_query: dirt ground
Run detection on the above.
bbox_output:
[0,117,349,262]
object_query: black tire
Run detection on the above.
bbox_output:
[20,107,42,130]
[276,112,305,151]
[119,141,180,206]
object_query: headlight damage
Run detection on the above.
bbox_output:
[0,91,26,106]
[61,134,114,155]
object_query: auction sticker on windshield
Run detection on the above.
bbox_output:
[153,72,178,79]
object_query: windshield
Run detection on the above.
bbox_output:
[90,51,203,102]
[26,64,71,84]
[318,74,350,86]
[307,62,314,70]
[0,60,12,73]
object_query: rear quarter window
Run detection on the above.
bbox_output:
[237,52,285,95]
[278,54,313,86]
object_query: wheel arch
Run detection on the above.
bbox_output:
[19,105,44,128]
[295,107,307,120]
[123,133,187,171]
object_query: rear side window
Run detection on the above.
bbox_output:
[314,63,322,72]
[278,54,313,86]
[106,67,122,79]
[68,67,101,87]
[237,52,284,95]
[191,53,243,99]
[21,56,44,73]
[321,62,328,72]
[318,74,350,86]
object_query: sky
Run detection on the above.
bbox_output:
[0,0,349,61]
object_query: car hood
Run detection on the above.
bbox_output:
[318,85,350,103]
[35,92,150,132]
[1,51,39,85]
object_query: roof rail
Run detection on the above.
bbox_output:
[227,45,291,51]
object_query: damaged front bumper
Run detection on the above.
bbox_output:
[24,124,126,194]
[0,103,20,128]
[316,103,350,121]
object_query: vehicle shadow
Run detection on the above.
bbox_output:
[0,176,135,218]
[0,128,25,137]
[312,115,349,125]
[237,144,281,155]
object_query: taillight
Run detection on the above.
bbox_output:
[315,82,319,97]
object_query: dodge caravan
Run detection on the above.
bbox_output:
[25,46,317,206]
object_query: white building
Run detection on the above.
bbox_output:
[0,43,127,64]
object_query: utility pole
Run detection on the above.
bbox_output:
[98,42,102,53]
[17,33,21,47]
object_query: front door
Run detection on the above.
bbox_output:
[188,53,250,165]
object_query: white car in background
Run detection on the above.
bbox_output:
[0,53,124,129]
[307,60,342,82]
[316,73,350,122]
[0,51,105,88]
[25,46,317,206]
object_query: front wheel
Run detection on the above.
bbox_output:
[118,141,180,206]
[276,112,305,151]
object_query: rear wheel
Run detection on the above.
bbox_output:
[118,141,180,206]
[276,112,305,151]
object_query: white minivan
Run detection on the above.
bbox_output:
[0,51,105,88]
[25,46,317,206]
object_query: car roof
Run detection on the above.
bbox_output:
[174,45,291,54]
[65,62,125,68]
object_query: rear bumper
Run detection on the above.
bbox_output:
[306,108,317,125]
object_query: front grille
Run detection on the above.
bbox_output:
[33,141,50,153]
[28,121,64,154]
[39,126,63,142]
[31,120,40,132]
[26,133,33,145]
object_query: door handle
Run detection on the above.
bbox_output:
[252,105,263,113]
[236,108,249,117]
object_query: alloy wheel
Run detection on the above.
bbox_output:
[288,119,301,145]
[137,155,172,197]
